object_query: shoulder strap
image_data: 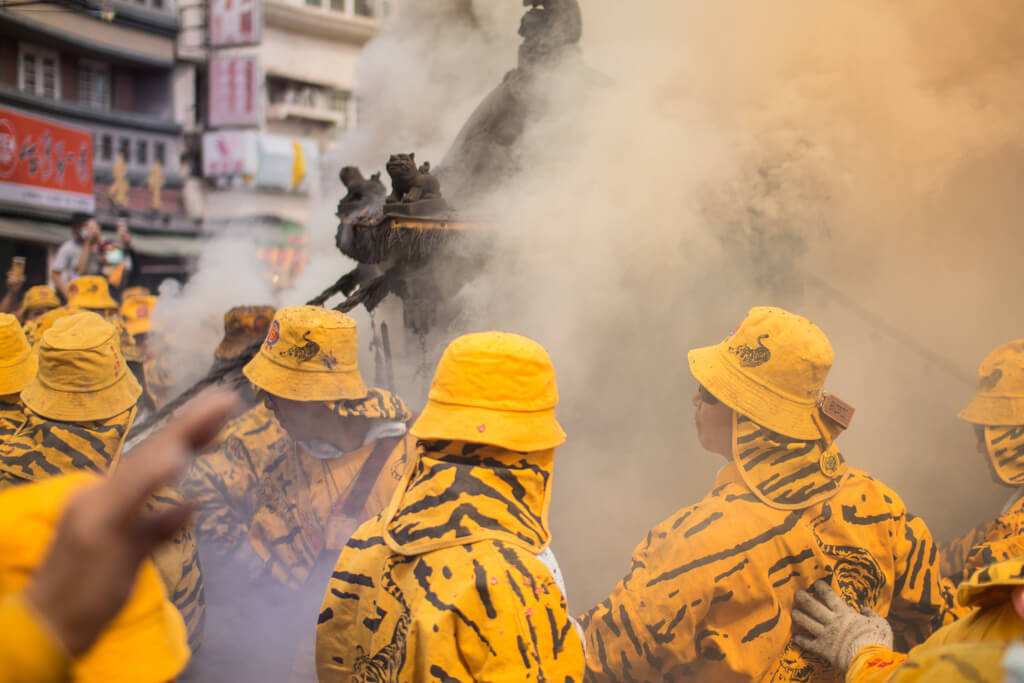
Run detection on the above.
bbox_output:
[340,434,403,519]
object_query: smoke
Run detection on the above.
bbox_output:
[333,0,1024,610]
[168,1,1024,664]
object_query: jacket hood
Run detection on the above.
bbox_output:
[383,439,554,556]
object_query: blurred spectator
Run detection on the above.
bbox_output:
[51,213,102,300]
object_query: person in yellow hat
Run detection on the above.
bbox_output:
[316,331,585,682]
[941,341,1024,588]
[0,311,207,653]
[65,274,159,417]
[196,305,283,461]
[579,306,958,682]
[0,313,36,443]
[181,306,415,680]
[0,389,236,683]
[184,305,414,586]
[792,554,1024,682]
[18,284,60,324]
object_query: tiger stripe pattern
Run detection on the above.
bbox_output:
[328,388,412,422]
[733,413,847,510]
[182,423,413,588]
[0,395,27,443]
[938,426,1024,592]
[316,440,584,682]
[985,425,1024,485]
[580,461,956,682]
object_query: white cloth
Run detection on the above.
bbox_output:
[52,238,101,278]
[536,546,586,653]
[300,420,407,461]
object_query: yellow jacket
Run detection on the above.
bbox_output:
[316,440,585,682]
[847,556,1024,682]
[0,408,206,652]
[581,464,957,682]
[182,426,413,588]
[0,593,70,682]
[942,494,1024,588]
[0,395,26,442]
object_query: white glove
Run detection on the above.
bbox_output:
[792,580,893,671]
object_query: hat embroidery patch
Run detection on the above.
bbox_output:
[286,331,320,362]
[980,368,1004,391]
[68,284,78,297]
[265,320,280,347]
[136,305,149,318]
[729,334,771,368]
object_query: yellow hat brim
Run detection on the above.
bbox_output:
[957,395,1024,426]
[0,352,37,396]
[409,399,566,452]
[21,373,142,422]
[688,344,822,441]
[72,297,119,311]
[243,351,367,402]
[123,320,151,337]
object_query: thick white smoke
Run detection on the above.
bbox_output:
[164,0,1024,619]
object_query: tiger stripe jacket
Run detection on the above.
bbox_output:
[940,494,1024,589]
[0,407,207,652]
[847,556,1024,682]
[580,464,957,682]
[181,420,413,588]
[316,440,586,682]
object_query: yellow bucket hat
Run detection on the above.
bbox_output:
[957,556,1024,610]
[688,306,836,441]
[122,286,151,300]
[27,307,79,346]
[21,312,142,422]
[959,341,1024,426]
[0,313,37,396]
[216,305,274,361]
[0,473,189,682]
[67,276,118,311]
[19,285,60,317]
[121,295,157,337]
[243,305,367,402]
[410,332,566,452]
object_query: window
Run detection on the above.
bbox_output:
[353,0,375,17]
[118,138,131,164]
[305,0,322,7]
[329,0,345,10]
[100,134,113,162]
[136,140,148,165]
[327,90,349,113]
[18,44,60,99]
[153,0,163,7]
[78,60,110,110]
[154,142,166,165]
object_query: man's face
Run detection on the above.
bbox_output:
[23,307,49,323]
[693,385,733,460]
[262,392,366,450]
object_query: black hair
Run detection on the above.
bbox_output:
[70,212,93,230]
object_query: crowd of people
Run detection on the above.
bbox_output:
[1,223,1024,681]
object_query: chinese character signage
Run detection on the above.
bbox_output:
[208,56,262,128]
[0,107,94,212]
[202,129,259,177]
[210,0,262,47]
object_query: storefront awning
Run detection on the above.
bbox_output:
[0,217,207,258]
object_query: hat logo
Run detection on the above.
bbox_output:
[819,449,840,477]
[980,368,1003,392]
[286,331,320,363]
[730,334,772,368]
[265,320,280,347]
[136,305,149,318]
[85,282,98,293]
[68,284,78,297]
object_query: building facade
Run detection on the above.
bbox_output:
[182,0,388,287]
[0,0,203,292]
